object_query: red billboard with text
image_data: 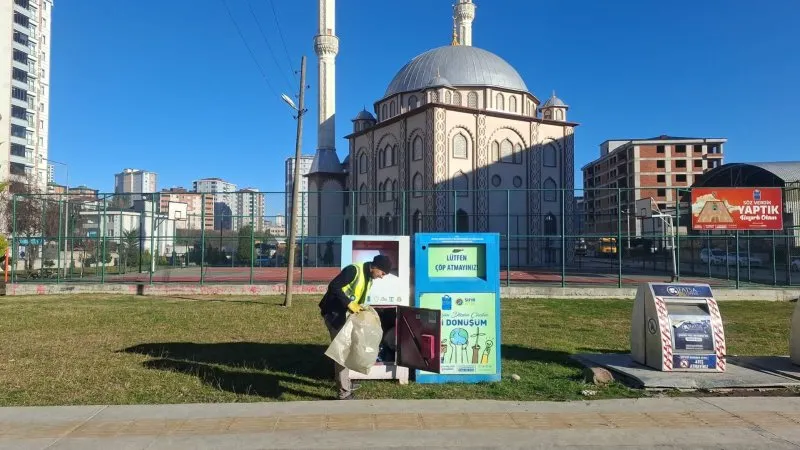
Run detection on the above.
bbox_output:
[691,187,783,231]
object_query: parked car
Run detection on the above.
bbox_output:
[792,258,800,272]
[700,248,726,265]
[726,253,763,268]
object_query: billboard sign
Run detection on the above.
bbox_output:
[691,188,783,231]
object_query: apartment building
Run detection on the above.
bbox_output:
[0,0,53,191]
[285,156,313,236]
[237,188,265,232]
[582,135,725,236]
[114,168,158,207]
[193,177,238,231]
[159,187,214,230]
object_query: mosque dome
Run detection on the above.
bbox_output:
[542,92,568,108]
[384,45,529,98]
[353,109,376,121]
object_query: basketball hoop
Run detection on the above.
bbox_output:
[635,197,660,219]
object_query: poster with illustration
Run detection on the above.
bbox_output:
[341,235,409,306]
[671,317,714,352]
[419,292,498,376]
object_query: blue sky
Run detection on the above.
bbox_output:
[50,0,799,214]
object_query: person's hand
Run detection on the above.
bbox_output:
[347,301,364,314]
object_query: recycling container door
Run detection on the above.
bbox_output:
[396,306,441,374]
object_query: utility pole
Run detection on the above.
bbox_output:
[283,56,307,308]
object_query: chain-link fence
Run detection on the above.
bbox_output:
[4,188,800,288]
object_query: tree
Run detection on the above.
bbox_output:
[120,228,140,268]
[3,179,60,271]
[237,225,254,264]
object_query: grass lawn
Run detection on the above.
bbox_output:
[0,295,795,406]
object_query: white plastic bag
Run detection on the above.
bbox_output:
[325,306,383,374]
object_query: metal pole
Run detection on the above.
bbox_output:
[284,55,307,308]
[100,196,107,283]
[669,217,677,282]
[506,190,510,287]
[40,197,45,279]
[617,189,622,288]
[453,188,457,231]
[772,230,777,286]
[401,190,407,235]
[249,201,255,285]
[350,190,356,234]
[561,188,566,288]
[675,192,681,281]
[56,196,63,283]
[11,195,16,284]
[735,231,740,289]
[300,192,305,285]
[149,201,155,285]
[200,193,206,286]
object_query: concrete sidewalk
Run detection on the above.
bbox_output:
[1,397,799,449]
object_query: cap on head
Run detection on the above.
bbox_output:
[371,255,392,274]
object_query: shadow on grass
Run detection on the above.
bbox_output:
[121,342,334,400]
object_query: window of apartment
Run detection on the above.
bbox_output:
[12,68,27,83]
[11,124,26,139]
[657,160,665,168]
[15,0,30,8]
[657,145,665,154]
[676,160,687,168]
[13,49,28,64]
[11,105,26,120]
[693,144,702,152]
[14,12,29,28]
[10,143,26,157]
[10,162,27,176]
[675,145,686,153]
[13,31,28,47]
[694,160,703,168]
[657,175,666,183]
[676,174,687,182]
[657,188,666,197]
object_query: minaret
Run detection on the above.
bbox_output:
[454,0,476,46]
[306,0,344,251]
[309,0,341,174]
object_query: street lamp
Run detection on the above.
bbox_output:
[283,56,307,308]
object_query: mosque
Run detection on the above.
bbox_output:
[305,0,577,267]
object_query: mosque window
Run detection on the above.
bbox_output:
[412,173,423,198]
[412,136,423,161]
[381,104,388,121]
[358,151,367,174]
[544,178,557,202]
[453,92,462,106]
[544,213,557,235]
[514,143,523,164]
[544,144,557,167]
[509,96,518,113]
[453,134,468,159]
[359,184,368,204]
[445,91,452,104]
[500,139,513,163]
[384,178,393,201]
[378,147,386,168]
[408,95,419,109]
[491,175,502,187]
[386,144,395,167]
[453,171,468,197]
[413,210,423,234]
[468,92,478,108]
[556,109,564,121]
[495,93,505,111]
[390,101,396,117]
[378,181,385,201]
[430,91,439,103]
[544,110,552,120]
[513,176,523,188]
[491,141,500,161]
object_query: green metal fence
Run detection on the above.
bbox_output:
[5,188,800,289]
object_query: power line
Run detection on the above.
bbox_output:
[219,0,281,99]
[267,0,298,86]
[247,1,296,92]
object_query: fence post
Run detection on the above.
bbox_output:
[11,195,16,284]
[40,197,45,279]
[149,199,155,286]
[772,231,777,286]
[561,188,566,288]
[200,193,205,286]
[300,192,305,285]
[506,190,510,287]
[617,188,623,288]
[351,190,356,234]
[57,197,63,284]
[675,189,681,281]
[735,231,740,289]
[249,203,255,285]
[453,189,457,232]
[101,197,107,284]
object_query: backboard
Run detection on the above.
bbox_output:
[635,197,661,219]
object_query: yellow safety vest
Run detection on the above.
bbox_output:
[341,263,372,305]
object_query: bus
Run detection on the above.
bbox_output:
[597,237,618,258]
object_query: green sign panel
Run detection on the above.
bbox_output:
[419,292,498,376]
[427,244,486,279]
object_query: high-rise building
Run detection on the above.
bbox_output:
[582,135,726,235]
[114,168,157,207]
[237,188,265,232]
[0,0,54,191]
[285,156,313,236]
[160,187,214,230]
[193,177,238,231]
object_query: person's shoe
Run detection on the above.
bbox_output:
[351,383,362,391]
[339,393,356,400]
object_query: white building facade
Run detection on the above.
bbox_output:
[285,156,313,236]
[237,188,265,232]
[114,168,158,207]
[193,177,239,231]
[0,0,53,191]
[307,0,577,267]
